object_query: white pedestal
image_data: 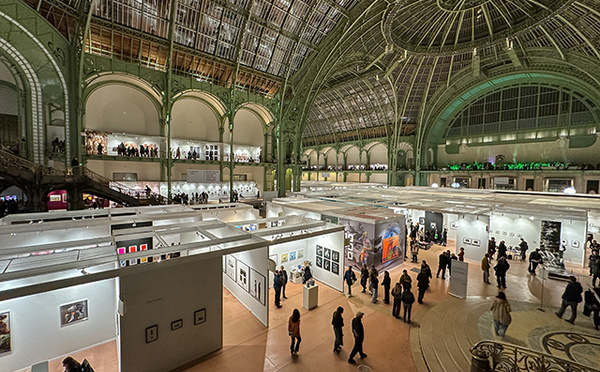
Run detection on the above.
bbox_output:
[303,284,318,310]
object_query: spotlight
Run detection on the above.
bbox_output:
[563,187,576,195]
[431,183,439,188]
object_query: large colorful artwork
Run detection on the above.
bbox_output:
[382,235,400,263]
[60,300,89,327]
[0,311,10,356]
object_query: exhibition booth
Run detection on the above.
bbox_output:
[223,144,262,163]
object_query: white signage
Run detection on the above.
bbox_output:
[187,170,221,183]
[449,260,469,299]
[321,172,330,178]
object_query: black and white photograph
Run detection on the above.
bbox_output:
[226,255,236,280]
[332,250,340,263]
[572,240,580,248]
[194,309,206,325]
[316,245,323,257]
[0,311,10,357]
[331,262,339,275]
[324,259,331,271]
[297,249,304,259]
[324,247,331,259]
[316,256,323,268]
[145,325,158,343]
[472,238,481,247]
[463,237,471,244]
[540,220,562,254]
[237,260,250,292]
[171,319,183,331]
[250,268,266,306]
[59,299,89,327]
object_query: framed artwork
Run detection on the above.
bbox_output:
[297,249,304,259]
[171,319,183,331]
[509,232,515,237]
[463,237,472,244]
[382,235,400,263]
[250,268,266,306]
[237,260,250,291]
[331,262,339,275]
[495,230,500,234]
[194,309,206,325]
[472,239,481,247]
[60,299,89,327]
[289,251,297,261]
[332,251,340,263]
[324,248,331,259]
[0,311,11,357]
[324,259,331,271]
[316,256,323,268]
[281,253,289,263]
[226,256,236,280]
[572,240,580,248]
[450,222,458,230]
[419,217,425,225]
[145,325,158,343]
[316,245,323,257]
[269,253,278,265]
[502,231,507,235]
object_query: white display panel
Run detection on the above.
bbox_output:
[306,232,344,292]
[0,279,118,372]
[455,215,490,261]
[489,213,540,253]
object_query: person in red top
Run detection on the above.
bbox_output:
[288,308,301,355]
[458,247,465,261]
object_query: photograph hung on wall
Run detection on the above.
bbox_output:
[324,259,331,271]
[250,268,266,305]
[380,222,402,265]
[316,256,323,268]
[332,250,340,263]
[290,251,297,261]
[281,253,289,263]
[269,253,278,265]
[540,220,562,255]
[331,262,339,275]
[316,245,323,257]
[226,255,236,280]
[0,311,10,357]
[324,248,331,259]
[237,260,250,292]
[472,239,481,247]
[297,249,304,259]
[60,299,89,327]
[463,237,472,244]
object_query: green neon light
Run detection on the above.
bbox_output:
[447,161,568,171]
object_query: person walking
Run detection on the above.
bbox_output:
[360,265,369,293]
[344,266,357,296]
[332,306,344,353]
[494,257,510,289]
[273,271,283,308]
[528,249,543,275]
[481,253,491,284]
[421,260,432,279]
[370,268,379,303]
[416,268,430,304]
[555,276,583,324]
[488,237,496,260]
[490,292,512,337]
[391,282,403,318]
[382,271,391,304]
[348,312,367,364]
[436,250,449,279]
[288,309,301,355]
[401,287,416,323]
[519,238,529,261]
[280,265,288,299]
[399,269,412,291]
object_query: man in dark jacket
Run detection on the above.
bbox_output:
[528,249,543,275]
[497,240,507,259]
[556,276,583,324]
[273,271,283,308]
[344,266,357,296]
[416,269,430,304]
[360,265,369,293]
[280,265,288,299]
[436,251,449,279]
[519,238,529,261]
[494,257,510,289]
[488,237,496,260]
[348,312,367,364]
[332,306,344,353]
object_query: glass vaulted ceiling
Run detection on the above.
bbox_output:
[92,0,357,79]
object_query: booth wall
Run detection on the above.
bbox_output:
[489,214,540,252]
[223,247,269,327]
[119,258,223,372]
[0,279,118,372]
[560,219,586,265]
[270,240,309,284]
[0,225,108,249]
[445,213,459,241]
[307,232,344,292]
[87,160,161,181]
[456,215,490,261]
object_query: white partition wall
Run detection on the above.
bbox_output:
[456,215,490,261]
[222,247,269,326]
[306,232,344,292]
[119,258,223,372]
[0,279,118,372]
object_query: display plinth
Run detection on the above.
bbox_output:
[303,284,318,310]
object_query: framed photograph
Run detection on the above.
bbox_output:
[250,268,266,306]
[226,255,236,280]
[332,251,340,263]
[462,237,471,244]
[509,232,515,237]
[472,239,481,247]
[316,256,323,268]
[495,230,500,234]
[281,253,289,263]
[145,325,158,343]
[331,262,339,275]
[450,221,458,230]
[324,259,331,271]
[237,260,250,292]
[419,217,425,225]
[269,253,278,265]
[289,251,297,261]
[171,319,183,331]
[0,311,11,357]
[316,245,323,257]
[297,249,304,259]
[60,299,89,327]
[572,240,580,248]
[194,309,206,325]
[324,248,331,259]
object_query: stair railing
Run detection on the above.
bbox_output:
[470,340,599,372]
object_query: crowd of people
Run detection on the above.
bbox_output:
[115,142,159,158]
[0,198,26,217]
[51,137,66,153]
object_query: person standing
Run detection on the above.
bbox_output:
[497,240,507,259]
[370,268,379,303]
[436,250,449,279]
[360,265,369,293]
[391,282,403,318]
[591,250,600,286]
[273,271,283,309]
[555,276,583,324]
[490,292,512,337]
[348,312,367,364]
[488,237,496,260]
[410,239,419,263]
[519,238,529,261]
[448,252,457,276]
[589,249,598,276]
[441,228,448,246]
[481,253,491,284]
[280,265,288,299]
[458,247,465,261]
[288,309,301,355]
[416,268,430,304]
[344,266,357,296]
[421,260,432,279]
[382,271,391,304]
[528,249,543,275]
[332,306,344,353]
[399,269,412,291]
[62,356,83,372]
[494,257,510,289]
[401,287,416,323]
[302,263,312,284]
